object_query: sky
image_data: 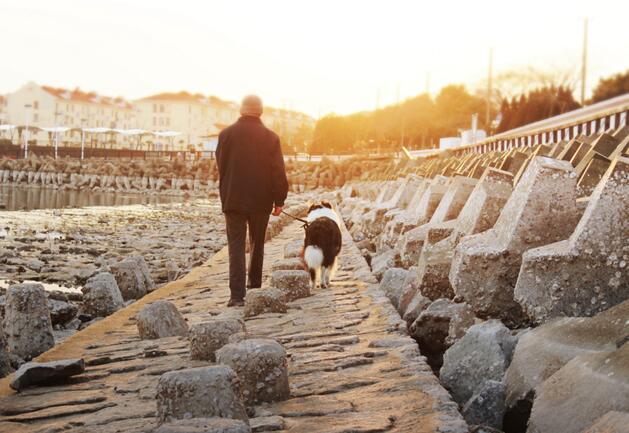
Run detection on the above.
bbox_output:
[1,0,628,117]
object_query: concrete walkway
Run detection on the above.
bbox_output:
[0,221,466,433]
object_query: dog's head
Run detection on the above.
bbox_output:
[308,200,333,214]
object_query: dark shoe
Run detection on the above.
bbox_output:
[227,299,245,307]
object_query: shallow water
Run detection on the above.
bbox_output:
[0,279,82,294]
[0,185,186,211]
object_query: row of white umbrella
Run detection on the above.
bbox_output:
[0,124,182,159]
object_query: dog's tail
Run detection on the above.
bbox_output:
[304,245,324,283]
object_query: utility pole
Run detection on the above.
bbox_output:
[580,18,589,106]
[486,48,493,128]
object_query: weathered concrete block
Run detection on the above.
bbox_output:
[3,283,54,360]
[379,179,429,248]
[409,299,476,370]
[515,157,629,323]
[450,157,580,326]
[189,318,246,361]
[152,418,251,433]
[271,258,305,272]
[111,255,155,300]
[283,240,303,259]
[136,300,188,339]
[243,289,287,317]
[81,272,125,317]
[504,300,628,414]
[527,344,629,433]
[10,358,85,391]
[440,320,517,405]
[270,270,311,301]
[216,339,290,405]
[156,366,248,424]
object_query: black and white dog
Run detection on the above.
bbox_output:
[303,201,342,289]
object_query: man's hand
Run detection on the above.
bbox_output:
[272,206,282,217]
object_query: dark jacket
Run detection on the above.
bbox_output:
[216,116,289,214]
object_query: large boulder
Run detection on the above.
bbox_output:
[216,339,290,405]
[440,320,517,406]
[189,318,246,361]
[527,344,629,433]
[110,255,155,300]
[3,283,54,360]
[136,300,188,339]
[10,358,85,391]
[461,380,506,430]
[409,299,476,370]
[81,272,125,317]
[156,366,248,424]
[580,411,629,433]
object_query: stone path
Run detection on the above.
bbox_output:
[0,220,466,433]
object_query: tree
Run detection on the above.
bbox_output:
[497,85,580,132]
[310,86,484,154]
[590,70,629,104]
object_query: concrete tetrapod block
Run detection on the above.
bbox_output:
[152,418,251,433]
[189,318,246,361]
[450,157,580,326]
[216,339,290,406]
[136,300,189,340]
[156,365,249,424]
[398,176,477,268]
[3,283,54,360]
[379,179,429,248]
[270,270,311,301]
[527,344,629,433]
[243,289,287,317]
[514,156,629,323]
[397,176,450,236]
[504,300,628,419]
[415,168,513,301]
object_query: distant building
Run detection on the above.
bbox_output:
[5,81,137,148]
[0,95,7,124]
[3,82,315,152]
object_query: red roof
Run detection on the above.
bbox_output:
[42,86,134,109]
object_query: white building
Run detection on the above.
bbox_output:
[5,81,137,148]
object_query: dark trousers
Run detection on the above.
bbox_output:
[224,211,270,301]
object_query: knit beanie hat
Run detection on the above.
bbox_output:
[240,94,263,117]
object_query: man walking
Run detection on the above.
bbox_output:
[216,95,289,307]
